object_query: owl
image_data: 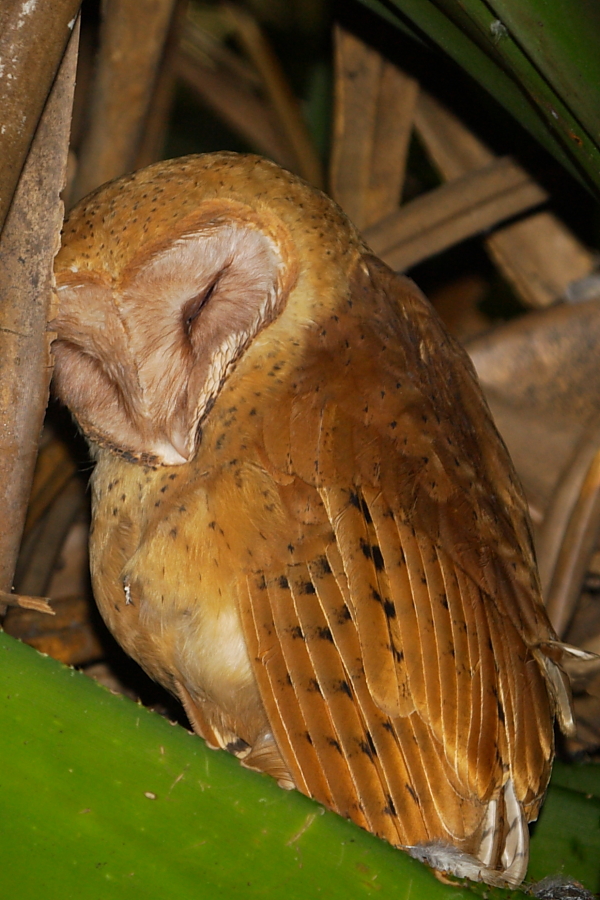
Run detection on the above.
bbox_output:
[52,153,573,886]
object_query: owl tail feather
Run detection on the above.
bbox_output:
[404,779,528,887]
[536,640,600,737]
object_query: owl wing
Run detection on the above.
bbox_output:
[237,255,561,854]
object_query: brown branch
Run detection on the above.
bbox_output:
[415,91,594,307]
[225,4,323,188]
[136,0,189,169]
[176,29,298,172]
[0,21,78,610]
[0,0,81,236]
[363,157,548,273]
[0,591,53,616]
[330,26,418,230]
[72,0,178,203]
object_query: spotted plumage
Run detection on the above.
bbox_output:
[52,153,573,886]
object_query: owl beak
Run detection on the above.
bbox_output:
[167,428,192,464]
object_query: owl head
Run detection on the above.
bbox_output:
[52,153,358,465]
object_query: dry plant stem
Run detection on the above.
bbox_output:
[225,4,323,189]
[415,91,594,308]
[135,0,188,169]
[0,0,81,236]
[22,438,77,539]
[72,0,177,203]
[364,156,547,273]
[543,438,600,638]
[536,430,600,599]
[0,22,79,610]
[330,26,418,230]
[17,479,84,599]
[0,591,53,616]
[176,29,296,171]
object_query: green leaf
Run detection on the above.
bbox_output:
[528,764,600,893]
[357,0,600,194]
[3,629,599,895]
[0,631,511,899]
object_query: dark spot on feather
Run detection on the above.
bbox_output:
[169,473,177,480]
[497,699,505,724]
[160,485,168,493]
[337,680,352,698]
[112,508,118,516]
[215,433,226,450]
[405,784,418,804]
[359,732,377,759]
[421,456,429,464]
[440,593,449,609]
[226,738,250,756]
[338,604,352,624]
[287,543,295,554]
[208,521,216,530]
[107,481,114,491]
[328,737,342,753]
[316,626,333,642]
[278,575,289,590]
[349,491,360,510]
[382,721,394,733]
[285,673,293,686]
[305,731,313,744]
[257,575,267,591]
[308,678,322,694]
[315,556,332,576]
[121,493,126,501]
[179,505,187,513]
[372,545,384,571]
[393,646,404,663]
[290,625,304,640]
[114,603,120,611]
[249,407,257,416]
[170,528,178,538]
[384,600,396,619]
[358,739,374,759]
[383,796,397,816]
[301,581,316,595]
[371,588,382,604]
[389,420,397,429]
[154,501,161,508]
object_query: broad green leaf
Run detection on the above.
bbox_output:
[2,629,599,895]
[357,0,600,194]
[528,775,600,892]
[0,631,512,899]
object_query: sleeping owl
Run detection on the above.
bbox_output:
[51,152,573,886]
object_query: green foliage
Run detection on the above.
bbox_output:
[2,631,599,895]
[357,0,600,194]
[0,632,513,898]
